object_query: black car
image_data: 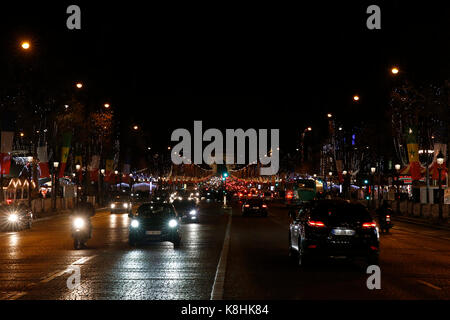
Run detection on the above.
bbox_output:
[172,199,199,222]
[109,194,132,213]
[129,202,181,247]
[0,203,33,231]
[288,200,379,266]
[242,199,268,217]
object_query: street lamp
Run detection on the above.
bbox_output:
[75,82,83,89]
[104,103,110,109]
[75,164,81,204]
[132,125,139,131]
[391,67,399,75]
[100,169,105,175]
[437,150,444,222]
[353,95,360,101]
[370,167,376,209]
[327,113,332,118]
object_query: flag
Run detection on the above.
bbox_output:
[104,159,114,182]
[88,155,100,181]
[0,153,11,175]
[37,145,50,178]
[58,132,72,177]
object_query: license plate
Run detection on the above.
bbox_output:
[253,207,259,209]
[331,228,355,236]
[146,231,161,235]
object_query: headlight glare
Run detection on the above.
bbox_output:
[73,217,85,229]
[131,219,139,228]
[8,213,19,223]
[168,219,178,228]
[110,203,116,209]
[189,209,197,215]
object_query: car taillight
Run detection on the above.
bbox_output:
[386,215,390,218]
[307,220,325,227]
[362,222,377,228]
[286,192,293,199]
[262,204,267,208]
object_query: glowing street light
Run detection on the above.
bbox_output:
[76,164,81,171]
[395,164,401,171]
[327,113,332,118]
[75,82,83,89]
[353,95,360,101]
[104,103,110,108]
[21,41,30,50]
[391,67,399,75]
[307,127,312,131]
[132,125,139,131]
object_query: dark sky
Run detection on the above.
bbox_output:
[1,1,449,155]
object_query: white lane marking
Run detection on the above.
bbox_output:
[40,255,96,284]
[211,210,232,300]
[417,280,442,290]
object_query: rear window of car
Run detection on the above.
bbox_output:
[246,199,263,205]
[137,204,175,217]
[310,203,372,223]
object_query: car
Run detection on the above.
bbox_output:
[109,194,132,213]
[128,202,181,247]
[288,200,379,266]
[172,199,199,222]
[0,203,33,231]
[242,199,268,217]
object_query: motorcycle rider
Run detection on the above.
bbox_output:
[71,200,94,239]
[376,200,393,232]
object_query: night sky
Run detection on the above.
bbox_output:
[1,1,449,159]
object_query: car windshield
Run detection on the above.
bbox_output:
[310,203,372,224]
[137,204,176,218]
[173,200,196,210]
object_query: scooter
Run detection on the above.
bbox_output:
[71,216,91,249]
[378,209,393,233]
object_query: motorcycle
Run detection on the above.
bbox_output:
[71,215,91,249]
[378,208,393,233]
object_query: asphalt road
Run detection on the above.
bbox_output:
[0,200,449,300]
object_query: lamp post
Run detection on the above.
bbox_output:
[328,171,333,197]
[99,169,105,206]
[342,170,348,199]
[76,164,81,204]
[437,151,444,222]
[395,163,401,214]
[371,167,376,209]
[52,161,59,210]
[27,156,33,208]
[114,170,119,191]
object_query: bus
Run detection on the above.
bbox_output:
[285,178,317,207]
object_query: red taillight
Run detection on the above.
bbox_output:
[362,222,377,228]
[370,246,379,251]
[262,204,267,208]
[239,193,243,197]
[307,220,325,227]
[6,199,13,205]
[386,215,390,218]
[307,244,317,249]
[286,192,293,199]
[244,204,250,207]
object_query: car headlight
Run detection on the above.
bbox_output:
[189,209,197,216]
[8,213,19,223]
[110,203,116,209]
[123,203,128,208]
[168,219,178,228]
[131,219,139,228]
[73,217,85,229]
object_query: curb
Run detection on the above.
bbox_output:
[393,216,450,231]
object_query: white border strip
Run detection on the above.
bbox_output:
[210,210,232,300]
